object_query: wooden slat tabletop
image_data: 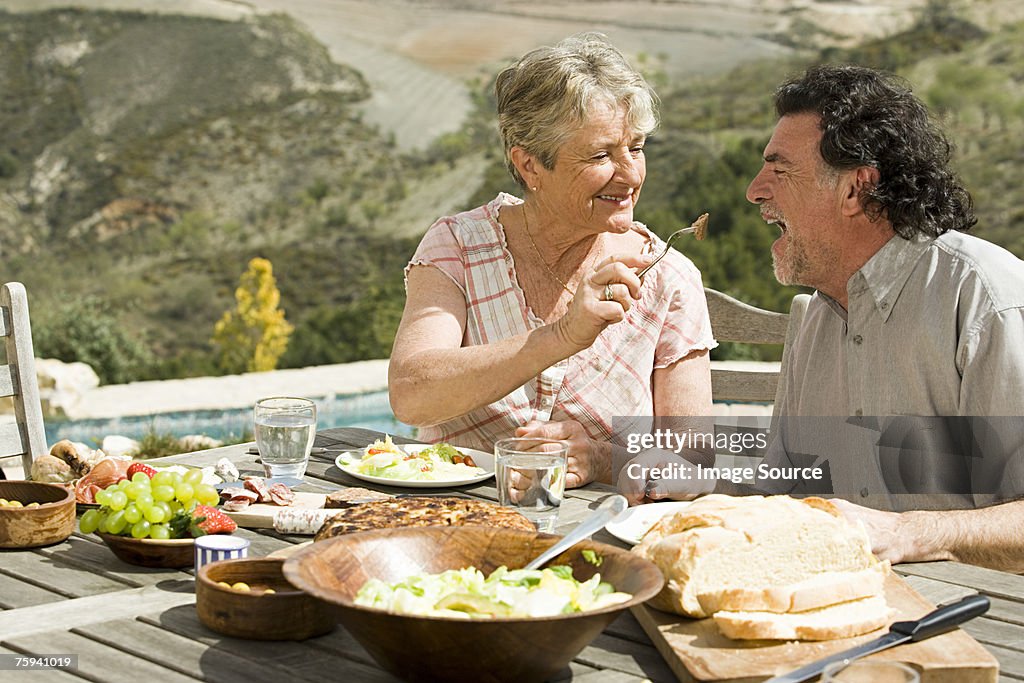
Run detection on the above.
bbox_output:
[1,426,1020,682]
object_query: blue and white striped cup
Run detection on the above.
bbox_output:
[194,535,250,574]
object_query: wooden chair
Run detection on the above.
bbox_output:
[705,287,811,414]
[1,282,48,478]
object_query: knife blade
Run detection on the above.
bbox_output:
[214,477,304,491]
[764,594,989,683]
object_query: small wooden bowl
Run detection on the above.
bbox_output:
[97,533,195,568]
[0,480,76,548]
[196,558,336,640]
[284,526,665,683]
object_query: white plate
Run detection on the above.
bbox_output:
[334,443,494,488]
[605,500,693,546]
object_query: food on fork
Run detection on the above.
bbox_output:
[691,212,709,240]
[632,494,892,640]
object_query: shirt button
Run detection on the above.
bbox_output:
[860,488,869,498]
[880,300,889,310]
[852,334,863,345]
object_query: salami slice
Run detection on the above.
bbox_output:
[219,487,255,502]
[222,496,255,512]
[243,477,272,503]
[267,483,295,507]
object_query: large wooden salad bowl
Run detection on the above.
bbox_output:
[283,525,664,683]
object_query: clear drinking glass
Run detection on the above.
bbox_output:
[494,437,569,533]
[254,397,317,479]
[821,660,920,683]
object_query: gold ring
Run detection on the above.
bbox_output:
[604,284,614,301]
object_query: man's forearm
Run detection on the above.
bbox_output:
[898,500,1024,572]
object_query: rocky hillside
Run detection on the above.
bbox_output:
[0,9,444,379]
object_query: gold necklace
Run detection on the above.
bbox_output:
[522,204,600,297]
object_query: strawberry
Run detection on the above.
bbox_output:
[170,504,237,537]
[127,462,158,479]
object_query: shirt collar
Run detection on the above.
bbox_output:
[847,233,934,322]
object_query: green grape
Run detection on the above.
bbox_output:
[125,482,147,500]
[152,471,175,488]
[106,510,128,535]
[143,505,165,524]
[123,503,142,524]
[183,469,204,486]
[109,491,128,511]
[97,512,112,534]
[131,520,152,539]
[156,501,173,520]
[79,509,102,534]
[152,485,175,502]
[94,489,111,507]
[169,472,184,486]
[116,479,132,491]
[195,484,219,506]
[174,482,194,503]
[168,500,184,516]
[149,524,170,540]
[136,493,154,508]
[132,471,151,484]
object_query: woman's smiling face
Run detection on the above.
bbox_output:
[537,99,647,236]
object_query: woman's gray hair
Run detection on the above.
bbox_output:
[494,32,659,188]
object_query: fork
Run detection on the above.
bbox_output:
[637,212,709,279]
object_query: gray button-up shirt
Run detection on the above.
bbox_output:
[764,231,1024,511]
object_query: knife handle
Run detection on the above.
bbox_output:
[892,594,990,641]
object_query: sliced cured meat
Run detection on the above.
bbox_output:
[243,477,272,503]
[74,458,131,503]
[219,487,258,503]
[267,483,295,507]
[222,496,255,512]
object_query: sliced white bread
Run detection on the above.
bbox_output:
[632,494,884,618]
[697,562,890,615]
[713,595,895,641]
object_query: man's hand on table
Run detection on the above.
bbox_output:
[616,449,715,505]
[830,498,915,565]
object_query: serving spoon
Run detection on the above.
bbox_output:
[523,494,628,570]
[637,212,709,279]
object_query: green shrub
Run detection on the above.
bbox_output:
[33,297,154,385]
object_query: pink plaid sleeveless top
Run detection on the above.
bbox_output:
[406,193,716,451]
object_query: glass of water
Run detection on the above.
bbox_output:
[494,437,569,533]
[254,397,317,479]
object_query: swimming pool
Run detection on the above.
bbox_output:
[43,390,417,447]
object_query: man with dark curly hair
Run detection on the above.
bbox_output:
[746,64,1024,572]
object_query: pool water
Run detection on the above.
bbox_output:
[44,390,417,447]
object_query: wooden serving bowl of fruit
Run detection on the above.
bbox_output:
[0,480,76,548]
[80,463,234,568]
[196,558,335,640]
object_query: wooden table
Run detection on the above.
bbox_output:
[1,427,1022,682]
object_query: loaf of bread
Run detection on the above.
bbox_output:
[713,595,895,641]
[632,494,888,623]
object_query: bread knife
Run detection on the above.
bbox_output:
[764,594,989,683]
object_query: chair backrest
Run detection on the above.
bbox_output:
[705,287,810,414]
[1,282,48,476]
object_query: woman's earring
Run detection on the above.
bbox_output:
[531,186,538,192]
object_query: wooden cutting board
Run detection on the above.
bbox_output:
[632,573,998,682]
[222,492,327,529]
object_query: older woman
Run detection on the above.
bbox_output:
[388,33,715,488]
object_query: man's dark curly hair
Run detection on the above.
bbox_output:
[775,64,976,238]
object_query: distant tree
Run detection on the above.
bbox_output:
[33,297,154,385]
[211,257,294,373]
